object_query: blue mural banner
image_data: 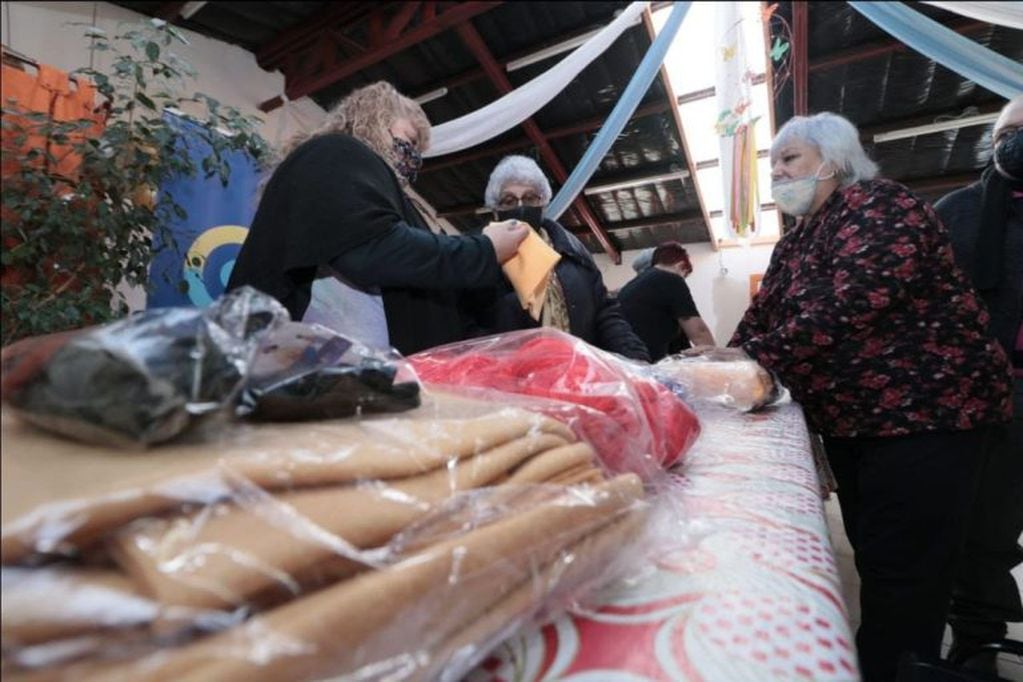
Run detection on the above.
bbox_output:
[147,111,261,308]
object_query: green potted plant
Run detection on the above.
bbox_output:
[1,19,271,345]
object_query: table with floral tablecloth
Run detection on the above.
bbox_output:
[468,403,859,682]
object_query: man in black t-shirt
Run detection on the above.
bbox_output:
[618,242,715,361]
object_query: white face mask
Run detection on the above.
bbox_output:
[772,163,834,216]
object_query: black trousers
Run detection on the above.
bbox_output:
[824,427,990,682]
[948,413,1023,646]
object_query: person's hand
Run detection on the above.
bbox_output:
[483,219,529,263]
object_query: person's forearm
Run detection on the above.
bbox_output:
[332,223,503,290]
[680,317,716,347]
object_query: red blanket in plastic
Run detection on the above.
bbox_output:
[410,331,700,476]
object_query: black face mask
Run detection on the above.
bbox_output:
[495,205,543,229]
[994,128,1023,182]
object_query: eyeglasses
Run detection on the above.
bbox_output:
[497,193,545,209]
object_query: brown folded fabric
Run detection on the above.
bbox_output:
[547,464,605,487]
[422,508,648,680]
[84,474,643,682]
[112,433,575,610]
[504,442,596,485]
[2,408,573,564]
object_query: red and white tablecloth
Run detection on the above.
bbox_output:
[468,403,859,682]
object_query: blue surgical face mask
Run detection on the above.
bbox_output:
[772,163,835,216]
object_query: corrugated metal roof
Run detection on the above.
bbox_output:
[113,0,1021,251]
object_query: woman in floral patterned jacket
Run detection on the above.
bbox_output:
[731,112,1012,682]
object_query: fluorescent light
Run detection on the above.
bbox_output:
[873,112,999,143]
[583,170,690,195]
[506,13,642,73]
[181,1,207,19]
[414,87,448,105]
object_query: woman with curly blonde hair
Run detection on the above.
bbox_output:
[228,81,526,354]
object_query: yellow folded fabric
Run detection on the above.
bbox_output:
[501,229,561,321]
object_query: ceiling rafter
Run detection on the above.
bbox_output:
[258,2,502,112]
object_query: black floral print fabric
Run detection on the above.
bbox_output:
[731,179,1012,438]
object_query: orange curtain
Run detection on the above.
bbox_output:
[1,58,105,183]
[1,57,106,294]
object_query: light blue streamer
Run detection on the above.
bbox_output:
[548,1,692,221]
[849,1,1023,100]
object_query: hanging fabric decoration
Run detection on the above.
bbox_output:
[849,2,1023,100]
[425,1,649,158]
[714,2,760,241]
[547,2,691,220]
[0,58,105,185]
[921,2,1023,31]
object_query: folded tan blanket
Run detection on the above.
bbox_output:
[421,508,648,680]
[2,404,573,563]
[94,474,643,682]
[4,500,643,682]
[112,432,575,610]
[2,395,645,682]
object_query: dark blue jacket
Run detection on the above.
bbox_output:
[464,219,650,362]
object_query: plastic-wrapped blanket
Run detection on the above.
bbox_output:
[467,403,858,681]
[0,392,649,681]
[409,329,701,476]
[653,347,781,412]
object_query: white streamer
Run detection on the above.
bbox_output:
[921,2,1023,30]
[425,2,649,158]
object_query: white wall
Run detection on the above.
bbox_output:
[595,242,776,345]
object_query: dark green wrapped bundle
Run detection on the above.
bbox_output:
[1,287,287,447]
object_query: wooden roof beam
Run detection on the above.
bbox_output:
[259,2,502,112]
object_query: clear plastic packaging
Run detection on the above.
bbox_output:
[1,390,650,681]
[0,287,288,447]
[464,402,858,681]
[409,329,702,478]
[0,294,427,446]
[239,321,421,421]
[652,346,784,412]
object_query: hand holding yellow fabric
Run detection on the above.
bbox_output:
[501,229,562,321]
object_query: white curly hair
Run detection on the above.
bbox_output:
[771,112,879,188]
[484,155,553,209]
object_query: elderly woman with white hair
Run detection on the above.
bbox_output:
[465,155,650,361]
[730,112,1012,681]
